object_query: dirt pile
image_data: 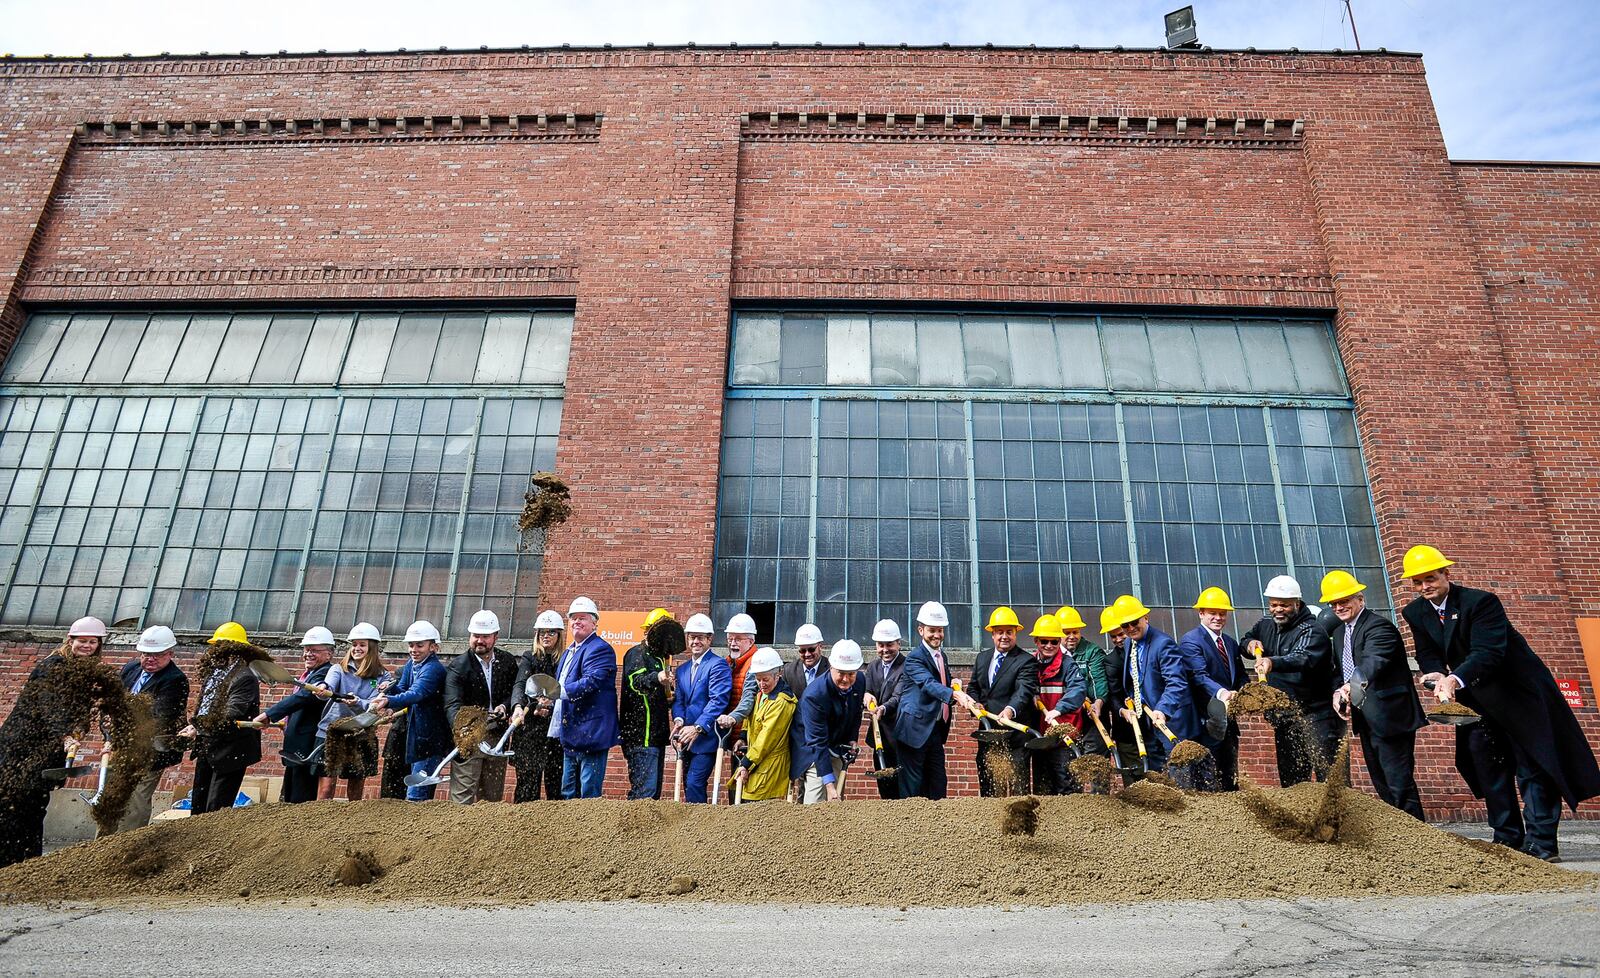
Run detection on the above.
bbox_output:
[1240,740,1353,843]
[1227,682,1292,717]
[1119,780,1186,813]
[0,788,1587,908]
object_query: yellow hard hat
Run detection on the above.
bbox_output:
[1319,570,1367,604]
[1099,606,1121,635]
[207,621,249,645]
[1053,605,1088,631]
[1029,614,1065,640]
[643,608,675,628]
[985,606,1022,631]
[1192,586,1235,612]
[1111,594,1152,628]
[1402,545,1454,579]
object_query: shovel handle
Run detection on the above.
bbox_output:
[1085,703,1117,749]
[1147,713,1178,744]
[1124,699,1149,762]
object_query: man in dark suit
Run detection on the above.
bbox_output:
[894,601,978,800]
[782,623,829,800]
[1243,575,1338,786]
[101,625,190,834]
[967,606,1041,796]
[1179,586,1246,789]
[260,627,336,803]
[1114,595,1194,774]
[1401,545,1600,861]
[1097,606,1137,775]
[862,618,906,799]
[1321,570,1426,819]
[444,609,521,804]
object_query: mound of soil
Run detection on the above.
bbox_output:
[1167,740,1211,768]
[0,789,1586,908]
[1228,682,1292,716]
[1119,780,1186,812]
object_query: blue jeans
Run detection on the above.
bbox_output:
[562,749,610,799]
[407,754,446,802]
[625,746,665,800]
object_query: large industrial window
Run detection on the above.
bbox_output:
[0,309,569,638]
[714,310,1384,648]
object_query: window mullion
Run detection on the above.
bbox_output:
[963,400,980,650]
[286,394,343,631]
[442,396,486,637]
[805,396,820,626]
[1114,401,1142,595]
[1262,406,1297,580]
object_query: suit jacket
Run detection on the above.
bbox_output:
[782,656,830,709]
[967,645,1041,739]
[385,654,452,762]
[1331,608,1425,739]
[1124,626,1199,741]
[892,642,956,751]
[672,651,732,756]
[554,633,619,754]
[444,648,520,727]
[861,652,905,750]
[783,655,829,763]
[191,662,261,773]
[1403,585,1600,809]
[799,671,866,782]
[263,660,333,765]
[120,659,189,770]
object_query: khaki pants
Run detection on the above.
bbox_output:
[98,770,162,836]
[802,756,846,804]
[449,755,508,805]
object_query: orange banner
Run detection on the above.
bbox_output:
[1575,618,1600,708]
[596,611,651,662]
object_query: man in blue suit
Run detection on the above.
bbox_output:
[1112,595,1195,773]
[371,620,451,801]
[893,601,978,800]
[552,596,618,799]
[1179,586,1246,789]
[671,613,732,803]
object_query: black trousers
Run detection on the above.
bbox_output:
[0,769,54,867]
[191,756,248,815]
[279,763,321,803]
[1199,720,1240,790]
[897,737,949,800]
[1357,723,1424,820]
[1275,709,1343,787]
[513,742,564,803]
[379,715,410,800]
[872,736,902,800]
[976,740,1030,796]
[1029,744,1078,795]
[1464,719,1561,855]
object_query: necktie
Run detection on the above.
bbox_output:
[931,647,949,722]
[132,671,150,695]
[1130,642,1144,711]
[1438,608,1446,624]
[1342,623,1356,684]
[990,650,1005,685]
[1214,633,1227,670]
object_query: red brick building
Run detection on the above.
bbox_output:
[0,45,1595,815]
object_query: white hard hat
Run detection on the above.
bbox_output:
[1263,575,1303,600]
[916,601,950,627]
[68,616,108,638]
[750,647,783,673]
[135,625,177,654]
[347,622,382,642]
[405,620,441,643]
[534,610,565,631]
[684,613,715,635]
[725,613,758,635]
[468,609,501,635]
[871,619,902,643]
[794,623,824,646]
[568,596,599,618]
[301,626,336,647]
[829,639,864,671]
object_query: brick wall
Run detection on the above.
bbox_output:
[0,47,1595,816]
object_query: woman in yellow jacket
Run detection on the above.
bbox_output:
[734,648,796,802]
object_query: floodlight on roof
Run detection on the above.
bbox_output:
[1165,6,1199,49]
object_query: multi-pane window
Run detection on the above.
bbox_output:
[715,310,1383,648]
[0,309,569,638]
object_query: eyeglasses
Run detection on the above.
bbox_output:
[1036,639,1061,646]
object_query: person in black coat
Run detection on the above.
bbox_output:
[259,628,335,804]
[181,625,265,815]
[511,613,566,802]
[103,625,191,833]
[862,619,907,799]
[1242,576,1339,786]
[1401,546,1600,861]
[444,610,521,804]
[1321,572,1426,819]
[967,609,1041,796]
[0,618,117,867]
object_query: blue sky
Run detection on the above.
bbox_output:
[1,0,1594,161]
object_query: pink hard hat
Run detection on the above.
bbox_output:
[68,616,109,638]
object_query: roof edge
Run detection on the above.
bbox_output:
[1452,159,1600,170]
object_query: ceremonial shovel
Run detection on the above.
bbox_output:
[477,704,528,758]
[405,749,458,787]
[1124,698,1150,773]
[43,742,97,780]
[250,660,355,702]
[328,706,407,735]
[1422,679,1481,726]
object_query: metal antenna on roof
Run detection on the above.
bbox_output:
[1342,0,1363,49]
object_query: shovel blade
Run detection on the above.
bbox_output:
[403,772,447,787]
[1427,712,1481,726]
[477,741,511,758]
[972,729,1010,744]
[1023,736,1060,751]
[43,764,98,779]
[249,660,296,684]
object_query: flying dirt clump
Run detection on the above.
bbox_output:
[452,707,490,760]
[1001,797,1041,836]
[1070,755,1114,795]
[518,471,572,550]
[1227,682,1292,717]
[337,850,384,887]
[1240,740,1353,843]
